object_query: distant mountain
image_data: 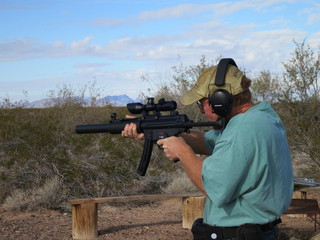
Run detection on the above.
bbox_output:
[24,94,140,108]
[26,98,52,108]
[98,94,137,106]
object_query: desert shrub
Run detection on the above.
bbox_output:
[3,176,68,211]
[0,98,182,206]
[0,105,125,200]
[161,170,198,194]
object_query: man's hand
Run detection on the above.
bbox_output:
[121,115,145,140]
[157,136,191,161]
[158,136,207,196]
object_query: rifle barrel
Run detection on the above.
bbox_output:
[75,122,126,134]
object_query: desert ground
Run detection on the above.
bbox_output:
[0,198,319,240]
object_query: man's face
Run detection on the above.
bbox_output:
[197,98,220,122]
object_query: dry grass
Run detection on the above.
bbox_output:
[161,170,198,194]
[3,176,68,212]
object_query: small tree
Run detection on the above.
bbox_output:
[278,40,320,176]
[251,70,281,103]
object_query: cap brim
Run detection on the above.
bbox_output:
[180,90,204,105]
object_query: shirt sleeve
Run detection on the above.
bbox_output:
[204,130,221,153]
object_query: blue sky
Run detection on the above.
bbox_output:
[0,0,319,102]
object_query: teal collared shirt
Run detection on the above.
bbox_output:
[202,102,293,226]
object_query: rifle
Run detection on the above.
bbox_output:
[76,97,224,176]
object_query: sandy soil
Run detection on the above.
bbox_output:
[0,198,319,240]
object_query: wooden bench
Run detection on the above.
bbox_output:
[69,193,204,240]
[285,198,320,231]
[69,192,320,240]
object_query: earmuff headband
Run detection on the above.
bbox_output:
[215,58,238,86]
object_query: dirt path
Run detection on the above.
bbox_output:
[0,199,318,240]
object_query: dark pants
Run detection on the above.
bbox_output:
[191,218,279,240]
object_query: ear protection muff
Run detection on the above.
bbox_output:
[209,58,238,116]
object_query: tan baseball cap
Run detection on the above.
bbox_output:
[180,64,245,105]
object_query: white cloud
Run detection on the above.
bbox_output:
[0,38,40,62]
[238,29,306,73]
[1,0,318,102]
[307,14,320,24]
[70,37,95,49]
[309,32,320,49]
[135,0,297,22]
[298,2,320,25]
[0,21,309,74]
[90,18,126,27]
[268,18,290,27]
[137,4,219,22]
[0,37,108,61]
[87,0,294,26]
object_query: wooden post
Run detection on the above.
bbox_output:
[72,203,98,240]
[182,196,206,229]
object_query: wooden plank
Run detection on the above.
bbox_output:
[298,187,320,193]
[285,199,320,215]
[69,192,203,205]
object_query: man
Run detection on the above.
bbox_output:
[122,59,293,240]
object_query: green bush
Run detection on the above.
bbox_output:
[0,102,180,208]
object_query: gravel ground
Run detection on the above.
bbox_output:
[0,198,318,240]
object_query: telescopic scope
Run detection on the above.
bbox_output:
[127,98,177,114]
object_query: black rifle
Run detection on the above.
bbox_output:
[76,98,224,176]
